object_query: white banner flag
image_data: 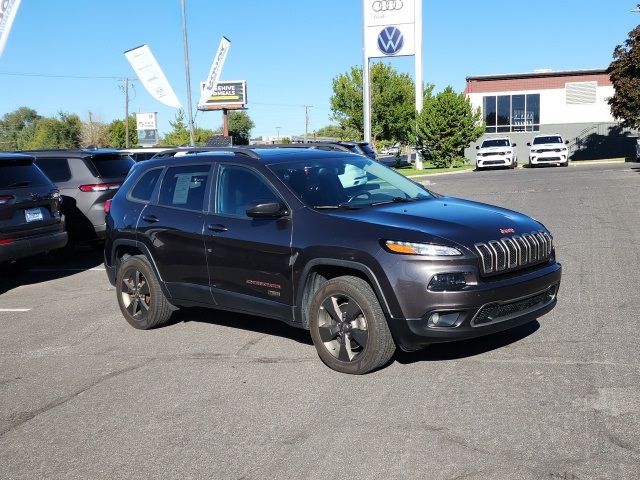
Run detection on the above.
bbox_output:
[198,37,231,108]
[124,44,182,109]
[0,0,22,57]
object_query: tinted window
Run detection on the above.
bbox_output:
[158,165,210,211]
[481,139,510,148]
[216,165,280,218]
[130,168,162,202]
[0,160,52,189]
[88,154,134,178]
[358,143,376,156]
[269,156,431,208]
[533,136,563,145]
[34,157,72,182]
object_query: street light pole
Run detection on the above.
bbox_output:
[180,0,196,147]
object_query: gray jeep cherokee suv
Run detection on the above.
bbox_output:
[105,147,561,374]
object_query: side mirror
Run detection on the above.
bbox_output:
[565,140,569,145]
[526,142,531,147]
[512,143,517,147]
[475,145,480,150]
[246,201,287,218]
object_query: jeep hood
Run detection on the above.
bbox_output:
[329,196,544,251]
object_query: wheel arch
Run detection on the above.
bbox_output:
[295,258,395,329]
[110,239,172,299]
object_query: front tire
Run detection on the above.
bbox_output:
[116,255,175,329]
[308,276,395,374]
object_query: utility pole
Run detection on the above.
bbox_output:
[276,127,281,142]
[180,0,196,147]
[303,105,313,143]
[124,77,130,148]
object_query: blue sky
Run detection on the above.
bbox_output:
[1,1,638,139]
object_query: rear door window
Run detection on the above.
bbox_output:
[88,154,134,179]
[33,157,72,182]
[158,165,211,211]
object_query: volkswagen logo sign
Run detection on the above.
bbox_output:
[377,26,404,55]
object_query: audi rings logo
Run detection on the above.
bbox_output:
[372,0,404,12]
[377,26,404,55]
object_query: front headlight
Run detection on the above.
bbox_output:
[384,240,462,256]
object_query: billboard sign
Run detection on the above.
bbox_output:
[363,0,416,58]
[136,112,157,130]
[199,80,247,110]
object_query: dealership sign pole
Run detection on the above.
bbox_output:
[0,0,22,57]
[363,0,422,167]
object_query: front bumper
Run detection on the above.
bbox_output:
[0,231,68,263]
[529,152,568,165]
[388,262,562,351]
[476,155,515,168]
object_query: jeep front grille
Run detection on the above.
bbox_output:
[474,231,553,276]
[472,284,558,326]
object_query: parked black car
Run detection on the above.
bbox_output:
[0,153,67,267]
[104,147,561,374]
[25,149,134,244]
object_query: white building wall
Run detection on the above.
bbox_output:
[467,85,615,125]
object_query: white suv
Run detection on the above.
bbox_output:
[475,137,517,170]
[527,134,569,167]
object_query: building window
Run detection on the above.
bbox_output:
[483,94,540,132]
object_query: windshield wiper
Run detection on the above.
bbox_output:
[7,181,31,187]
[370,196,418,206]
[313,203,361,210]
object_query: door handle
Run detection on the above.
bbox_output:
[142,214,159,223]
[208,224,228,232]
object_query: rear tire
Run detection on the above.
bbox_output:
[116,255,175,329]
[308,276,395,374]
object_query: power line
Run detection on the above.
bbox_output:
[0,71,132,80]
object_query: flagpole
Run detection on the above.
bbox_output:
[180,0,196,146]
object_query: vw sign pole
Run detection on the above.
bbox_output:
[363,0,422,166]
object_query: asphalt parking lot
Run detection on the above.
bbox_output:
[1,161,639,480]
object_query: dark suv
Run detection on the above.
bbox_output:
[26,149,134,243]
[105,147,561,374]
[0,153,67,267]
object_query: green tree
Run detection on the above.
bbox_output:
[80,112,108,148]
[106,116,137,148]
[313,124,358,140]
[163,109,190,146]
[330,63,416,144]
[228,111,255,145]
[0,107,40,151]
[25,112,82,150]
[608,21,640,129]
[414,86,485,168]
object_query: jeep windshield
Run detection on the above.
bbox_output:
[481,139,510,148]
[533,136,563,145]
[268,156,432,208]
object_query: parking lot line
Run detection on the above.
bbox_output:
[29,267,106,272]
[0,308,31,312]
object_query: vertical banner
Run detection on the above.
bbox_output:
[198,36,231,108]
[0,0,22,57]
[124,45,182,109]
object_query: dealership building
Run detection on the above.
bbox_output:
[463,68,637,161]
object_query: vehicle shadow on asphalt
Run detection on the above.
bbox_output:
[394,320,540,364]
[174,308,314,346]
[0,245,104,295]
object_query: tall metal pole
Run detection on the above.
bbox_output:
[180,0,196,147]
[414,0,424,170]
[363,59,371,142]
[303,105,312,143]
[124,77,130,148]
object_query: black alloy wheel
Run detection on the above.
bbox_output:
[115,255,175,329]
[120,268,151,322]
[309,276,395,374]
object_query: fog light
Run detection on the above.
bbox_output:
[428,272,468,291]
[428,312,461,327]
